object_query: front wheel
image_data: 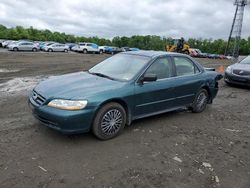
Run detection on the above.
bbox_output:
[48,48,53,52]
[13,47,18,51]
[83,49,87,54]
[64,49,68,53]
[191,89,209,113]
[92,103,126,140]
[32,48,37,52]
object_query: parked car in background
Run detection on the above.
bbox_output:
[6,40,18,48]
[191,49,208,58]
[71,45,79,52]
[219,55,227,59]
[129,48,140,51]
[224,55,250,86]
[226,56,234,60]
[2,40,16,48]
[44,43,69,52]
[0,39,6,47]
[40,42,55,51]
[121,47,131,52]
[99,46,109,54]
[29,51,222,140]
[78,42,99,54]
[65,43,77,50]
[8,41,39,52]
[106,46,122,54]
[189,48,199,57]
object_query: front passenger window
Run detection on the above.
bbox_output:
[145,57,171,80]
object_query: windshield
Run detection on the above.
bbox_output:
[89,54,150,81]
[240,56,250,64]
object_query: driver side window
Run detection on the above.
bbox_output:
[145,57,172,80]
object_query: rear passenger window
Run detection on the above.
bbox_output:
[174,57,200,76]
[145,57,172,79]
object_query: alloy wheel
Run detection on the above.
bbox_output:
[100,109,123,136]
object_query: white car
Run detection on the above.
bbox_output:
[2,40,16,48]
[71,45,80,52]
[44,43,69,52]
[99,46,109,54]
[78,42,99,54]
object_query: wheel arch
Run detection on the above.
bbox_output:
[200,85,212,104]
[95,98,132,126]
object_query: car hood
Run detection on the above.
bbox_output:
[34,72,125,100]
[231,63,250,71]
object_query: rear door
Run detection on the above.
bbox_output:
[134,56,176,118]
[171,56,203,106]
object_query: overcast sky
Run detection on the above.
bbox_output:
[0,0,249,39]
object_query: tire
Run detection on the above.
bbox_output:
[184,50,189,55]
[99,50,103,54]
[111,51,114,55]
[32,48,37,52]
[191,89,209,113]
[83,49,87,54]
[64,49,68,53]
[13,47,18,51]
[92,102,126,140]
[48,48,53,52]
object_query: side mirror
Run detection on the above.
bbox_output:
[142,74,157,82]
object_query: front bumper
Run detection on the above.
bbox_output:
[29,97,96,134]
[224,72,250,86]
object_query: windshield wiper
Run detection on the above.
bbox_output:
[88,71,115,80]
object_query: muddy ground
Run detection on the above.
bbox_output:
[0,51,249,188]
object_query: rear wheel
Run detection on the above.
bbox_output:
[64,49,68,53]
[191,89,209,113]
[99,49,103,54]
[13,47,18,51]
[32,48,37,52]
[92,102,126,140]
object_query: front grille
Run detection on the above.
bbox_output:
[32,90,46,106]
[233,69,250,76]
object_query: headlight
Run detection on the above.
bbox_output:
[225,66,232,73]
[48,99,88,110]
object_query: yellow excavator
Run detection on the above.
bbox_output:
[166,38,190,55]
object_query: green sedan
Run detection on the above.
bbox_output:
[29,51,222,140]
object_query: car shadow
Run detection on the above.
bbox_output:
[34,108,191,143]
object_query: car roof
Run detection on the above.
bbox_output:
[122,50,185,58]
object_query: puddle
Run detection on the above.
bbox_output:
[0,68,20,73]
[0,76,46,96]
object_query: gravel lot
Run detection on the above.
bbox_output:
[0,51,249,188]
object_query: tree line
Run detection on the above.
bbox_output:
[0,25,250,55]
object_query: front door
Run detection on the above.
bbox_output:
[134,56,176,118]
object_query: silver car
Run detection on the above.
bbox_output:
[44,43,69,52]
[8,42,38,52]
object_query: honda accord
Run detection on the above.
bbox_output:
[29,51,222,140]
